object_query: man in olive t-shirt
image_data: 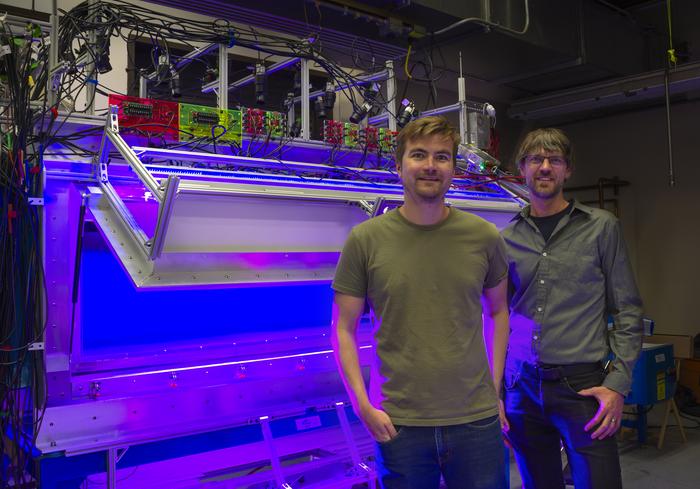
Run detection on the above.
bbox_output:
[331,116,510,489]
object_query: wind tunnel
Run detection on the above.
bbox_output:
[37,109,524,487]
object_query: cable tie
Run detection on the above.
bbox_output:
[7,204,17,235]
[667,48,677,64]
[86,78,98,84]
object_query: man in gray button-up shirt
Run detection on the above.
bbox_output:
[501,128,643,489]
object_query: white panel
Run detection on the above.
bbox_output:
[164,193,369,253]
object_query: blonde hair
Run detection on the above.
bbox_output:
[396,116,460,166]
[515,128,574,169]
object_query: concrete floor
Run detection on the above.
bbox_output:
[617,411,700,489]
[507,405,700,488]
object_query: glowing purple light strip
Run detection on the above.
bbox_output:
[91,345,374,381]
[131,146,396,180]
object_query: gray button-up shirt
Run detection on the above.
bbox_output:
[501,200,643,395]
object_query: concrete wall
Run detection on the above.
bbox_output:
[556,101,700,336]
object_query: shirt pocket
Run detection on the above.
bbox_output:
[555,248,602,285]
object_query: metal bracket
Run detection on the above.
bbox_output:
[357,197,387,217]
[139,74,148,98]
[149,175,180,259]
[98,182,151,258]
[28,197,44,206]
[104,447,128,489]
[202,56,299,94]
[300,58,310,140]
[50,68,63,95]
[106,447,116,489]
[356,200,373,215]
[335,402,361,467]
[49,52,90,96]
[95,106,119,183]
[95,111,180,259]
[108,105,120,133]
[28,342,45,351]
[259,415,290,488]
[100,109,163,200]
[218,43,228,110]
[385,60,397,132]
[294,68,391,104]
[371,197,386,217]
[335,402,374,479]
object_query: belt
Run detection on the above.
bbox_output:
[533,362,603,381]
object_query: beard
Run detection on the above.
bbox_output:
[406,178,450,202]
[528,177,565,199]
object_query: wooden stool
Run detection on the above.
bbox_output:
[657,359,688,449]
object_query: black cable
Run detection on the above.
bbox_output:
[0,19,50,485]
[52,0,390,117]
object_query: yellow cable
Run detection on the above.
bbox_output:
[666,0,677,66]
[404,43,413,79]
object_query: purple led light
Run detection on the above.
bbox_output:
[133,146,399,181]
[91,345,374,381]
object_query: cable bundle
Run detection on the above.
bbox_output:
[0,17,47,488]
[51,0,391,118]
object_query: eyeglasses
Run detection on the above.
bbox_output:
[522,155,568,167]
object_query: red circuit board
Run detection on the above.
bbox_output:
[363,126,379,152]
[243,108,266,136]
[108,94,180,141]
[322,120,345,146]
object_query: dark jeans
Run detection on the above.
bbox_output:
[504,362,622,489]
[375,415,507,489]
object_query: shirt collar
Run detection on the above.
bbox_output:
[511,199,593,222]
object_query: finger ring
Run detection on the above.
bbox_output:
[611,417,617,423]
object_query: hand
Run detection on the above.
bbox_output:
[358,404,398,443]
[498,399,512,448]
[578,385,624,440]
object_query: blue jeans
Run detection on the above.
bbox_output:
[504,362,622,489]
[375,415,507,489]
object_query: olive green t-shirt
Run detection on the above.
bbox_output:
[332,208,508,426]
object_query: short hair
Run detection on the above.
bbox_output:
[515,128,574,169]
[395,116,461,166]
